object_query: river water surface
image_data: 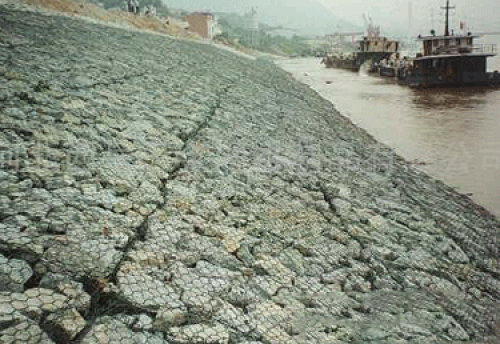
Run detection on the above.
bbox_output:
[277,35,500,216]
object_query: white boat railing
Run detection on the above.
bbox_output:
[472,44,497,54]
[429,44,497,55]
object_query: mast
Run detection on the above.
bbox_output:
[441,0,455,36]
[408,1,412,51]
[431,8,435,31]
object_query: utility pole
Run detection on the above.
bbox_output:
[408,1,412,47]
[431,8,435,32]
[441,0,455,36]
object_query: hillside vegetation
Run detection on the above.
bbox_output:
[13,0,193,37]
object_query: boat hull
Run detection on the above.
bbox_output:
[322,57,361,72]
[398,71,500,88]
[321,52,394,73]
[378,66,397,77]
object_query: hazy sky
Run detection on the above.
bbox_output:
[315,0,500,35]
[167,0,500,36]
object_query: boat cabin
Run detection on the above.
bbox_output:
[420,34,475,56]
[398,0,500,87]
[411,33,496,81]
[359,36,399,54]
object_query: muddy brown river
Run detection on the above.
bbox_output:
[277,36,500,216]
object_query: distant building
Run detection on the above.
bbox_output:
[184,12,221,40]
[244,7,259,47]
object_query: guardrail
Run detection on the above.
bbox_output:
[427,44,497,56]
[472,44,497,54]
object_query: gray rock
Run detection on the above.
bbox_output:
[132,313,154,331]
[154,305,187,330]
[332,199,351,217]
[170,261,235,297]
[246,301,296,344]
[0,318,55,344]
[44,240,123,280]
[0,254,33,292]
[358,327,392,341]
[90,154,141,194]
[213,302,253,335]
[253,255,295,285]
[226,285,264,307]
[396,323,432,340]
[17,288,68,313]
[128,181,163,206]
[320,270,348,288]
[167,324,230,344]
[373,277,400,291]
[279,248,305,275]
[181,291,224,319]
[43,308,86,341]
[81,317,167,344]
[0,224,44,258]
[248,275,283,297]
[39,273,91,313]
[117,263,182,311]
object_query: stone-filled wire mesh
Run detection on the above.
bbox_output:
[1,2,500,344]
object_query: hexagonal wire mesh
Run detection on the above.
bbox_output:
[1,3,500,344]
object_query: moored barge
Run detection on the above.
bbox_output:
[321,24,400,73]
[398,0,500,88]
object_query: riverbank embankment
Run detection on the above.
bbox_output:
[1,3,500,344]
[278,57,500,219]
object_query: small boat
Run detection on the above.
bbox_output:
[321,21,400,73]
[398,0,500,88]
[321,53,361,72]
[369,52,414,79]
[379,65,397,77]
[376,54,401,77]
